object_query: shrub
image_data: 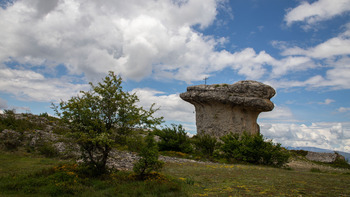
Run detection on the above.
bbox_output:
[37,142,60,158]
[133,134,164,179]
[192,134,218,158]
[220,132,290,167]
[0,112,45,132]
[331,152,350,169]
[0,129,22,150]
[290,149,308,157]
[125,134,145,153]
[155,124,192,153]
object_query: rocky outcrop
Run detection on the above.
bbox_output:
[0,129,22,150]
[180,80,275,138]
[306,151,344,163]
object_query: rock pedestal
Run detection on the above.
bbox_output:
[180,80,275,138]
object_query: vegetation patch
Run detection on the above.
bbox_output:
[163,162,350,196]
[0,152,185,197]
[155,124,192,154]
[219,132,290,167]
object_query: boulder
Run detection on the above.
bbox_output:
[306,151,344,163]
[180,80,275,138]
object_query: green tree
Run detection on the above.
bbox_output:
[192,134,218,158]
[220,133,242,162]
[155,124,192,153]
[220,132,290,167]
[133,134,164,179]
[53,71,163,175]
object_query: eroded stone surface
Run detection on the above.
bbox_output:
[180,80,275,138]
[306,151,342,163]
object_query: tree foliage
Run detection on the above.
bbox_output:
[54,71,163,175]
[133,134,164,179]
[192,134,218,158]
[220,132,290,167]
[155,124,192,153]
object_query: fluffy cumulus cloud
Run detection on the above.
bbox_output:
[259,106,350,152]
[258,101,350,152]
[1,0,350,97]
[281,30,350,58]
[267,57,350,90]
[268,23,350,90]
[260,122,350,152]
[265,0,350,90]
[0,0,270,83]
[0,0,213,81]
[0,68,89,102]
[1,0,303,86]
[284,0,350,27]
[259,105,295,122]
[131,88,195,123]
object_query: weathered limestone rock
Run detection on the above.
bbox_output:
[306,151,344,163]
[180,80,275,138]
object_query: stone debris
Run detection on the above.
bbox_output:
[180,80,275,138]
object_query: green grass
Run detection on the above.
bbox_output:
[0,151,67,177]
[163,162,350,196]
[1,151,349,196]
[0,151,186,197]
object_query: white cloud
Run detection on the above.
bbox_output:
[338,107,350,113]
[281,36,350,58]
[280,22,350,61]
[260,122,350,152]
[0,68,89,102]
[259,105,295,122]
[131,88,195,123]
[227,48,275,79]
[0,0,282,85]
[284,0,350,27]
[318,98,335,105]
[0,0,223,82]
[267,23,350,90]
[266,56,350,90]
[269,56,315,78]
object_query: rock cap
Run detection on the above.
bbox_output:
[180,80,275,112]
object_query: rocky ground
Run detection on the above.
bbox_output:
[108,149,350,174]
[107,149,214,171]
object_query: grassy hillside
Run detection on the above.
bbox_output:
[1,113,349,196]
[1,150,349,197]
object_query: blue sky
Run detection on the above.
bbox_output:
[1,0,350,152]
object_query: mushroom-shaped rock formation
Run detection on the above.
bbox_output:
[180,80,275,138]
